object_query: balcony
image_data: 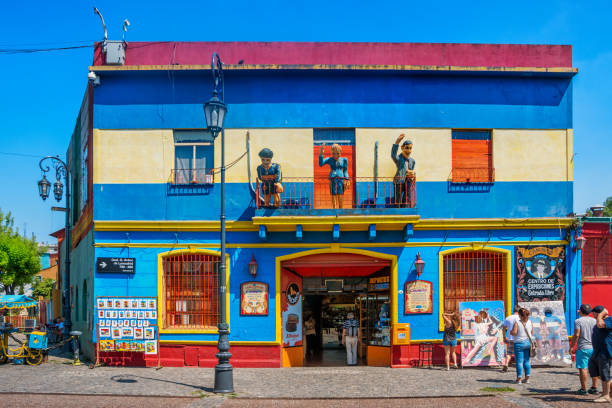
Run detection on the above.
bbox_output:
[170,168,214,185]
[256,177,416,215]
[451,167,495,184]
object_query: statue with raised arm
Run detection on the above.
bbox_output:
[319,143,349,209]
[391,134,415,208]
[256,148,282,208]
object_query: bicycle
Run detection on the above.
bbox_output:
[0,325,44,365]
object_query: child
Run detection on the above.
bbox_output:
[256,148,282,208]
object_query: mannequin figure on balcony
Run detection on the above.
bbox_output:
[319,143,349,209]
[257,148,282,208]
[391,134,416,208]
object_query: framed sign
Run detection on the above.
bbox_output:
[516,246,566,303]
[96,257,136,274]
[240,282,269,316]
[404,280,433,314]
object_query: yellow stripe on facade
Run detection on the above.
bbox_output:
[89,64,578,74]
[94,217,574,232]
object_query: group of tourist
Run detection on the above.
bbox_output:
[441,304,612,403]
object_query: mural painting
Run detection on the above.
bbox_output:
[516,246,566,303]
[459,301,505,367]
[518,300,571,366]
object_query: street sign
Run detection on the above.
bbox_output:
[96,257,136,274]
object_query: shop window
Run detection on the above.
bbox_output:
[162,253,220,329]
[443,250,506,313]
[173,130,214,184]
[451,130,494,183]
[583,236,612,279]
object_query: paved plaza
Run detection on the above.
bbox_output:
[0,352,606,407]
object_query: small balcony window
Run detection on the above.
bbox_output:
[172,130,214,185]
[451,130,495,183]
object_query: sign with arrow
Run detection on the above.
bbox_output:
[96,257,135,274]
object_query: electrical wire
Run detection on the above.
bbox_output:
[0,151,45,158]
[0,44,92,54]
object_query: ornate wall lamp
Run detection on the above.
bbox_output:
[415,253,425,277]
[248,255,258,278]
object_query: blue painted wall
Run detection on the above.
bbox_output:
[93,181,573,221]
[92,228,577,344]
[93,71,572,129]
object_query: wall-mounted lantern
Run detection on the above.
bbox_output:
[415,253,425,277]
[248,254,258,277]
[575,235,587,252]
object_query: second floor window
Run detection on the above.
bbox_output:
[583,236,612,280]
[173,130,214,184]
[451,130,494,183]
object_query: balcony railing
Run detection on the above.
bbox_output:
[256,177,416,210]
[451,167,495,183]
[170,168,214,185]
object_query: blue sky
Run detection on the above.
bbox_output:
[0,0,610,242]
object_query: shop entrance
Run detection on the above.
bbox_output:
[280,252,391,367]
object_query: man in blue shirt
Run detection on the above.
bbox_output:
[391,134,416,208]
[590,305,612,403]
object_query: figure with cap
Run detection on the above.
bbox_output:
[391,133,416,208]
[590,305,612,402]
[570,304,599,395]
[256,148,282,208]
[318,143,349,209]
[342,311,360,366]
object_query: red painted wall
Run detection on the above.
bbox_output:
[93,42,572,68]
[582,281,612,310]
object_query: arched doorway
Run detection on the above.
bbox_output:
[278,250,396,367]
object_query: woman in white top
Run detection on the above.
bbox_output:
[510,308,534,384]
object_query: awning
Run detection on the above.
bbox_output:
[0,295,38,309]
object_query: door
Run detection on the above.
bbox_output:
[281,268,303,367]
[313,129,356,209]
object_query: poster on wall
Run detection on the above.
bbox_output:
[281,273,303,347]
[516,246,566,304]
[404,280,433,314]
[459,301,506,367]
[240,282,269,316]
[518,300,571,366]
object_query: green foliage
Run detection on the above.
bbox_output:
[32,278,55,299]
[0,208,41,294]
[585,197,612,217]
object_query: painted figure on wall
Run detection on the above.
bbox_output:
[256,148,282,208]
[318,143,349,209]
[460,301,506,367]
[391,134,415,208]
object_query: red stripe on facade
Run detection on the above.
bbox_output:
[93,42,572,68]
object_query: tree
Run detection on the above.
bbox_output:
[32,278,55,299]
[0,209,41,295]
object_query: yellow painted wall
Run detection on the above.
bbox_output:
[493,129,573,181]
[93,128,572,184]
[93,129,174,184]
[355,129,452,181]
[220,129,314,183]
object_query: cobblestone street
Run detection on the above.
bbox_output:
[0,354,603,407]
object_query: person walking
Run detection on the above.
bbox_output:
[570,304,599,395]
[342,312,360,366]
[304,314,317,359]
[502,307,520,372]
[442,311,460,370]
[511,308,534,384]
[590,305,612,403]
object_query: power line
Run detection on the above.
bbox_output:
[0,44,92,54]
[0,151,45,158]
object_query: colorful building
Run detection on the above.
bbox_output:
[65,41,580,367]
[580,217,612,308]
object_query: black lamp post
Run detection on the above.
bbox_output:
[203,52,233,394]
[37,156,72,337]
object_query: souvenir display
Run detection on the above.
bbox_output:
[96,296,158,354]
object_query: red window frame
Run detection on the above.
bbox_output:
[162,253,220,329]
[583,236,612,280]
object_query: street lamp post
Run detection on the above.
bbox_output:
[38,156,72,337]
[203,52,233,393]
